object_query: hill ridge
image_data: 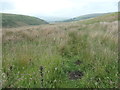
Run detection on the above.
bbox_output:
[1,13,48,28]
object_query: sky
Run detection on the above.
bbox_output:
[0,0,119,20]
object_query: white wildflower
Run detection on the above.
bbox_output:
[30,78,32,80]
[54,79,57,82]
[55,67,58,70]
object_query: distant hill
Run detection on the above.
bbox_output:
[38,16,70,23]
[2,13,48,28]
[63,13,110,22]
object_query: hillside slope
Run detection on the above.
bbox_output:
[2,13,48,28]
[63,13,109,22]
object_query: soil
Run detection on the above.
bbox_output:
[74,60,82,65]
[68,70,84,80]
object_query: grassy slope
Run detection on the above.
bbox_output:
[2,13,48,28]
[63,13,110,22]
[2,12,118,88]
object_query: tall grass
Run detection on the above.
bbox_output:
[2,13,118,88]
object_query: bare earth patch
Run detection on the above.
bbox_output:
[68,70,84,80]
[74,60,82,65]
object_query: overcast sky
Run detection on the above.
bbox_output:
[0,0,119,18]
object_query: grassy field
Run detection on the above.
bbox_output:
[2,13,118,88]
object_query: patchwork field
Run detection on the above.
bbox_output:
[2,13,118,88]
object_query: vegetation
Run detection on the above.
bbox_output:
[2,13,48,28]
[63,13,110,22]
[2,13,118,88]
